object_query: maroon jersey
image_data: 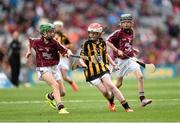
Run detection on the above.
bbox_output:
[107,28,134,59]
[29,37,67,67]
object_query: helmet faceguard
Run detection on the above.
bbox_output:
[119,14,133,24]
[88,23,103,40]
[119,14,133,29]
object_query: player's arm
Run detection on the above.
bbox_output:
[25,38,33,58]
[78,59,87,68]
[65,44,73,49]
[66,49,73,57]
[106,30,124,56]
[78,43,87,68]
[106,41,123,56]
[133,48,139,56]
[106,41,117,51]
[104,41,118,70]
[107,53,119,70]
[58,43,72,57]
[54,33,60,42]
[107,54,116,67]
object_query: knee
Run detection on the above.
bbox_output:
[116,82,122,88]
[138,76,144,81]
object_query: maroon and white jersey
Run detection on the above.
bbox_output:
[29,37,67,67]
[107,28,135,59]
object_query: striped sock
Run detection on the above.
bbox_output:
[139,92,145,102]
[48,92,54,100]
[57,102,64,110]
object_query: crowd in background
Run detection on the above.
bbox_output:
[0,0,180,86]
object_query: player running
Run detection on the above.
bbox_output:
[78,22,134,112]
[106,14,152,107]
[53,20,79,92]
[25,23,72,114]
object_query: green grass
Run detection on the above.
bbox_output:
[0,77,180,122]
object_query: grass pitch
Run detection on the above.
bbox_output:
[0,77,180,122]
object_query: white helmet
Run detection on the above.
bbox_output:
[88,23,103,33]
[53,20,64,28]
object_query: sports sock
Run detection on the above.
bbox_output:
[108,95,114,104]
[121,100,130,109]
[57,102,64,110]
[48,92,54,100]
[139,92,145,102]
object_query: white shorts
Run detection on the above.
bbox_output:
[114,58,141,77]
[58,57,70,70]
[89,73,111,86]
[36,65,62,81]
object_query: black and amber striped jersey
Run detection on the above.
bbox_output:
[80,38,110,81]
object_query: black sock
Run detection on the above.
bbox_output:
[108,95,114,104]
[57,102,64,110]
[139,96,145,102]
[121,101,130,109]
[48,92,54,100]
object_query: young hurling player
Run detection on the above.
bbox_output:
[53,20,79,92]
[25,23,72,114]
[106,14,152,107]
[78,23,134,112]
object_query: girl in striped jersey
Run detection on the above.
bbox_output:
[79,23,134,112]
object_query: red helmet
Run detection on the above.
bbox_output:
[88,23,103,33]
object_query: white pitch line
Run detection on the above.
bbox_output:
[0,99,180,104]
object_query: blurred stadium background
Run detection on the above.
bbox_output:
[0,0,180,86]
[0,0,180,122]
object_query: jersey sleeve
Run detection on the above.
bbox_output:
[106,30,120,43]
[56,42,68,55]
[29,37,36,49]
[80,42,88,56]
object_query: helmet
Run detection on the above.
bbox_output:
[120,14,133,22]
[88,23,103,33]
[53,20,64,27]
[40,23,54,33]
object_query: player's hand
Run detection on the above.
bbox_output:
[113,64,119,71]
[25,51,31,58]
[133,48,139,55]
[117,50,123,56]
[79,59,87,68]
[81,63,87,69]
[66,49,73,57]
